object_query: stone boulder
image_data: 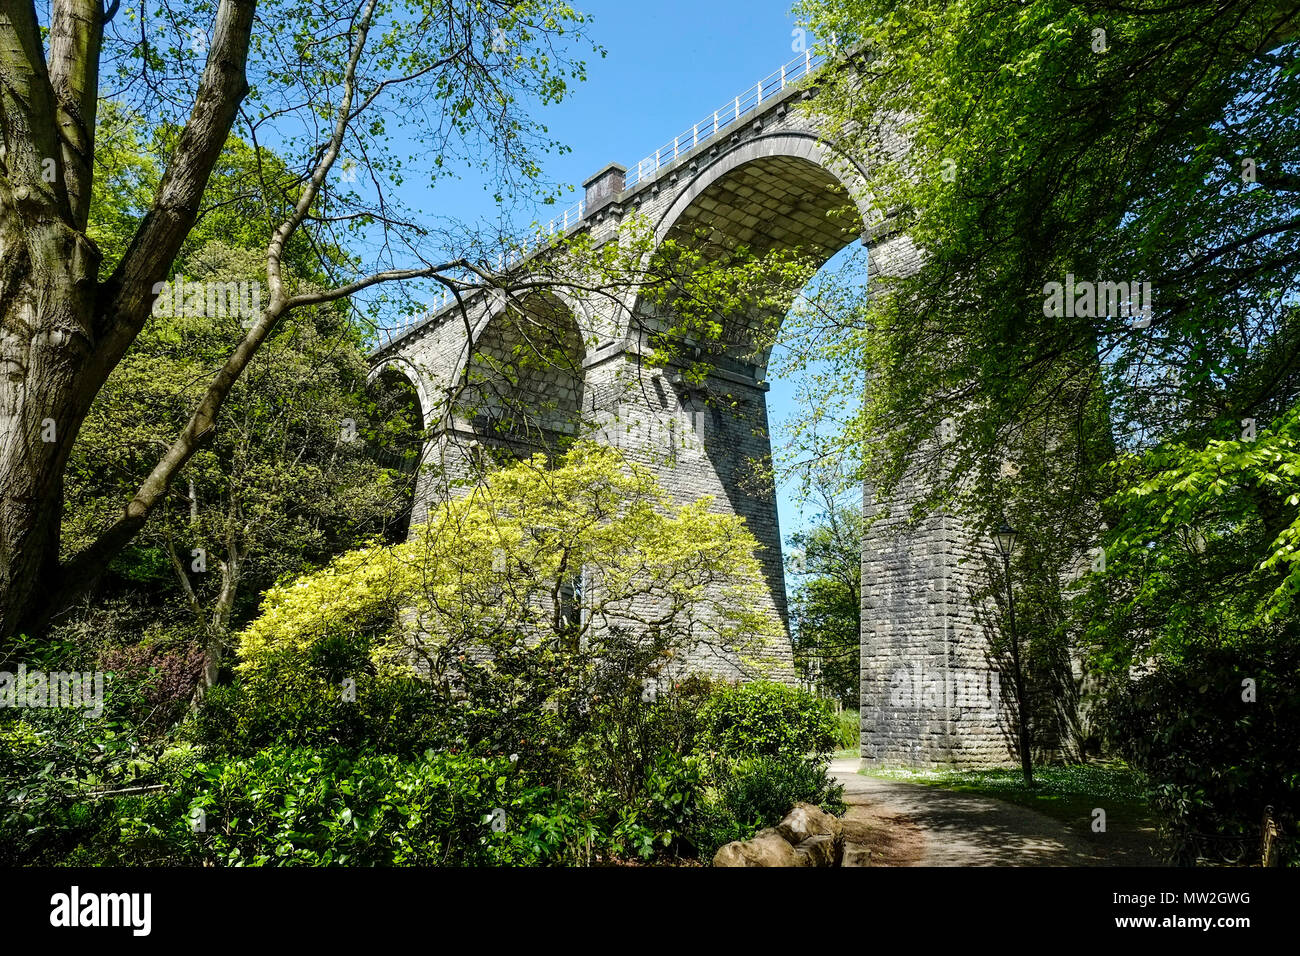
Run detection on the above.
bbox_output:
[792,833,837,867]
[712,828,808,867]
[776,802,842,845]
[842,844,872,867]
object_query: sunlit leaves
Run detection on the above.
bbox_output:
[237,442,785,677]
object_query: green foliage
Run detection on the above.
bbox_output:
[66,116,416,691]
[640,235,820,384]
[788,508,861,708]
[236,441,784,678]
[0,686,162,866]
[1093,406,1300,649]
[191,674,450,760]
[714,756,846,833]
[834,709,859,752]
[788,0,1300,848]
[5,663,852,865]
[114,748,551,866]
[65,241,405,609]
[1100,635,1299,865]
[636,750,712,858]
[697,681,840,760]
[793,0,1299,494]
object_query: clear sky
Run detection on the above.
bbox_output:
[499,0,810,206]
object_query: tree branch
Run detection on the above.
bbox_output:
[92,0,256,385]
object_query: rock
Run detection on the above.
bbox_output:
[793,834,837,867]
[842,844,872,867]
[713,828,809,867]
[777,802,841,845]
[712,842,752,867]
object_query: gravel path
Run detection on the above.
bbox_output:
[829,758,1161,867]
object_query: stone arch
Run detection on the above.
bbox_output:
[618,132,873,371]
[651,132,873,248]
[453,289,589,454]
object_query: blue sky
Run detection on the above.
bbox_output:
[497,0,810,208]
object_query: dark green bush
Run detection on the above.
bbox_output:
[0,714,119,866]
[113,747,573,866]
[106,745,734,867]
[571,671,721,806]
[0,675,164,866]
[192,669,451,759]
[1103,634,1299,865]
[638,750,710,857]
[715,755,846,832]
[697,681,840,760]
[5,633,851,866]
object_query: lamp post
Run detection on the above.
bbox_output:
[993,520,1034,787]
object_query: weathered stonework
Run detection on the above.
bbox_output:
[369,67,1017,763]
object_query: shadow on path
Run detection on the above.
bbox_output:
[830,759,1162,867]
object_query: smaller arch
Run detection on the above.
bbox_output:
[367,355,437,431]
[454,290,589,453]
[364,358,437,539]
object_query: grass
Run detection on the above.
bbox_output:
[862,761,1154,830]
[829,708,860,759]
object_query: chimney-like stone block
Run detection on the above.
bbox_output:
[583,163,626,215]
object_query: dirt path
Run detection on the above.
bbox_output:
[829,758,1161,866]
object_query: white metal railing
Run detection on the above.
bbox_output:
[378,48,829,348]
[624,47,826,190]
[494,197,586,273]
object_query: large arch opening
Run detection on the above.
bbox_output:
[624,141,868,643]
[634,137,868,377]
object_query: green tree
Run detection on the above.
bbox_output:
[64,240,411,695]
[790,0,1299,843]
[791,1,1299,499]
[788,0,1300,686]
[787,508,861,708]
[53,110,420,695]
[0,0,598,641]
[236,441,786,682]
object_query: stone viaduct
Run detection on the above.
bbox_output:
[368,51,1014,768]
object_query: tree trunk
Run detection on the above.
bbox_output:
[0,0,256,643]
[195,549,240,699]
[0,211,101,640]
